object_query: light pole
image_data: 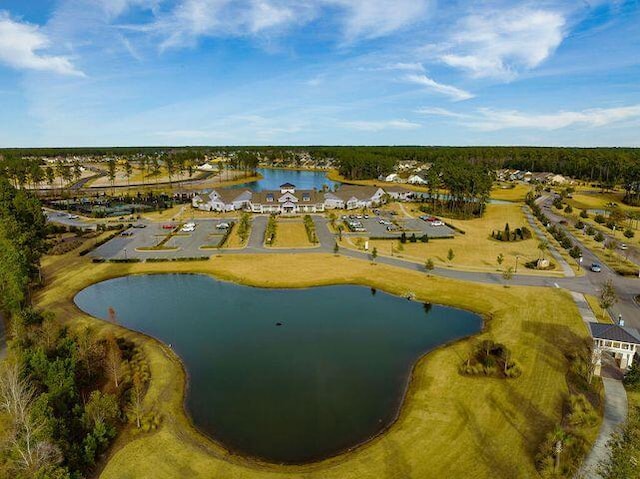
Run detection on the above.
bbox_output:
[515,255,519,273]
[124,247,127,260]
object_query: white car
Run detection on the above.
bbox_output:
[619,243,628,250]
[68,214,79,219]
[431,220,445,227]
[216,223,230,229]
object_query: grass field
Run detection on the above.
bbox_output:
[225,222,249,249]
[34,252,594,479]
[490,183,533,202]
[566,187,640,214]
[357,203,561,275]
[270,221,315,248]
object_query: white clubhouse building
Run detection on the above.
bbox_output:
[192,183,400,213]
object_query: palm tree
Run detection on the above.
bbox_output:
[538,239,549,259]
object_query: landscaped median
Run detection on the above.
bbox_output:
[35,251,599,479]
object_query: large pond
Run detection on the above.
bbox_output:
[230,168,339,191]
[74,274,481,463]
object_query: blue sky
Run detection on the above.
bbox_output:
[0,0,639,147]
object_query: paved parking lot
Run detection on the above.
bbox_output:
[91,219,235,259]
[343,215,454,239]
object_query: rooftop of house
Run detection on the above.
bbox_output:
[252,189,324,204]
[589,322,640,344]
[327,185,383,201]
[211,188,253,204]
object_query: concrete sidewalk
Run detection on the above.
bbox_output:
[579,378,628,478]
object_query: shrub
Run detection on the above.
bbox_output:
[594,214,606,224]
[580,209,589,219]
[574,220,584,229]
[594,231,605,242]
[624,228,635,239]
[569,246,582,259]
[585,225,596,236]
[564,204,573,214]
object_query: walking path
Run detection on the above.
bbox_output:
[579,378,628,478]
[523,202,575,277]
[570,293,627,478]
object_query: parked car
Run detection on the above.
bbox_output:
[619,243,628,250]
[162,224,175,230]
[591,263,602,273]
[121,230,133,236]
[216,222,230,229]
[431,220,445,227]
[133,224,147,228]
[67,214,79,219]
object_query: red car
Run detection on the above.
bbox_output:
[162,224,175,230]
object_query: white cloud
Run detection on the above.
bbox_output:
[419,105,640,130]
[438,7,566,79]
[404,73,474,101]
[342,119,421,131]
[120,0,431,49]
[415,107,470,119]
[0,11,84,76]
[329,0,431,40]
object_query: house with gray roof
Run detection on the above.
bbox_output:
[324,185,386,210]
[589,322,640,371]
[192,189,252,212]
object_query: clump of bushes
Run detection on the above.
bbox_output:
[594,214,606,224]
[459,339,522,378]
[491,223,532,242]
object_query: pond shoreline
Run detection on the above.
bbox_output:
[73,272,485,466]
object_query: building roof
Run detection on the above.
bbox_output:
[252,189,324,205]
[280,182,296,188]
[211,188,252,204]
[589,323,640,344]
[329,185,384,201]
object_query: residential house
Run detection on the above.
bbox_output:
[192,189,252,211]
[384,185,414,201]
[324,185,386,210]
[407,174,428,185]
[589,322,640,372]
[382,173,401,182]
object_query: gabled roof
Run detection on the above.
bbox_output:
[329,185,384,201]
[280,182,296,188]
[211,189,252,204]
[589,323,640,344]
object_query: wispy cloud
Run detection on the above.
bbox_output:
[0,11,84,76]
[342,119,421,131]
[420,104,640,130]
[330,0,431,41]
[404,73,473,101]
[436,6,566,79]
[116,0,432,50]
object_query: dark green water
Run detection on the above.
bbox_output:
[74,274,481,463]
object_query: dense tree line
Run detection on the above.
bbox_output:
[0,179,152,478]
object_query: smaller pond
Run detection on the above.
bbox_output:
[74,275,482,464]
[230,168,339,191]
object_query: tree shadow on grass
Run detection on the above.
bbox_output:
[521,321,585,373]
[455,401,524,478]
